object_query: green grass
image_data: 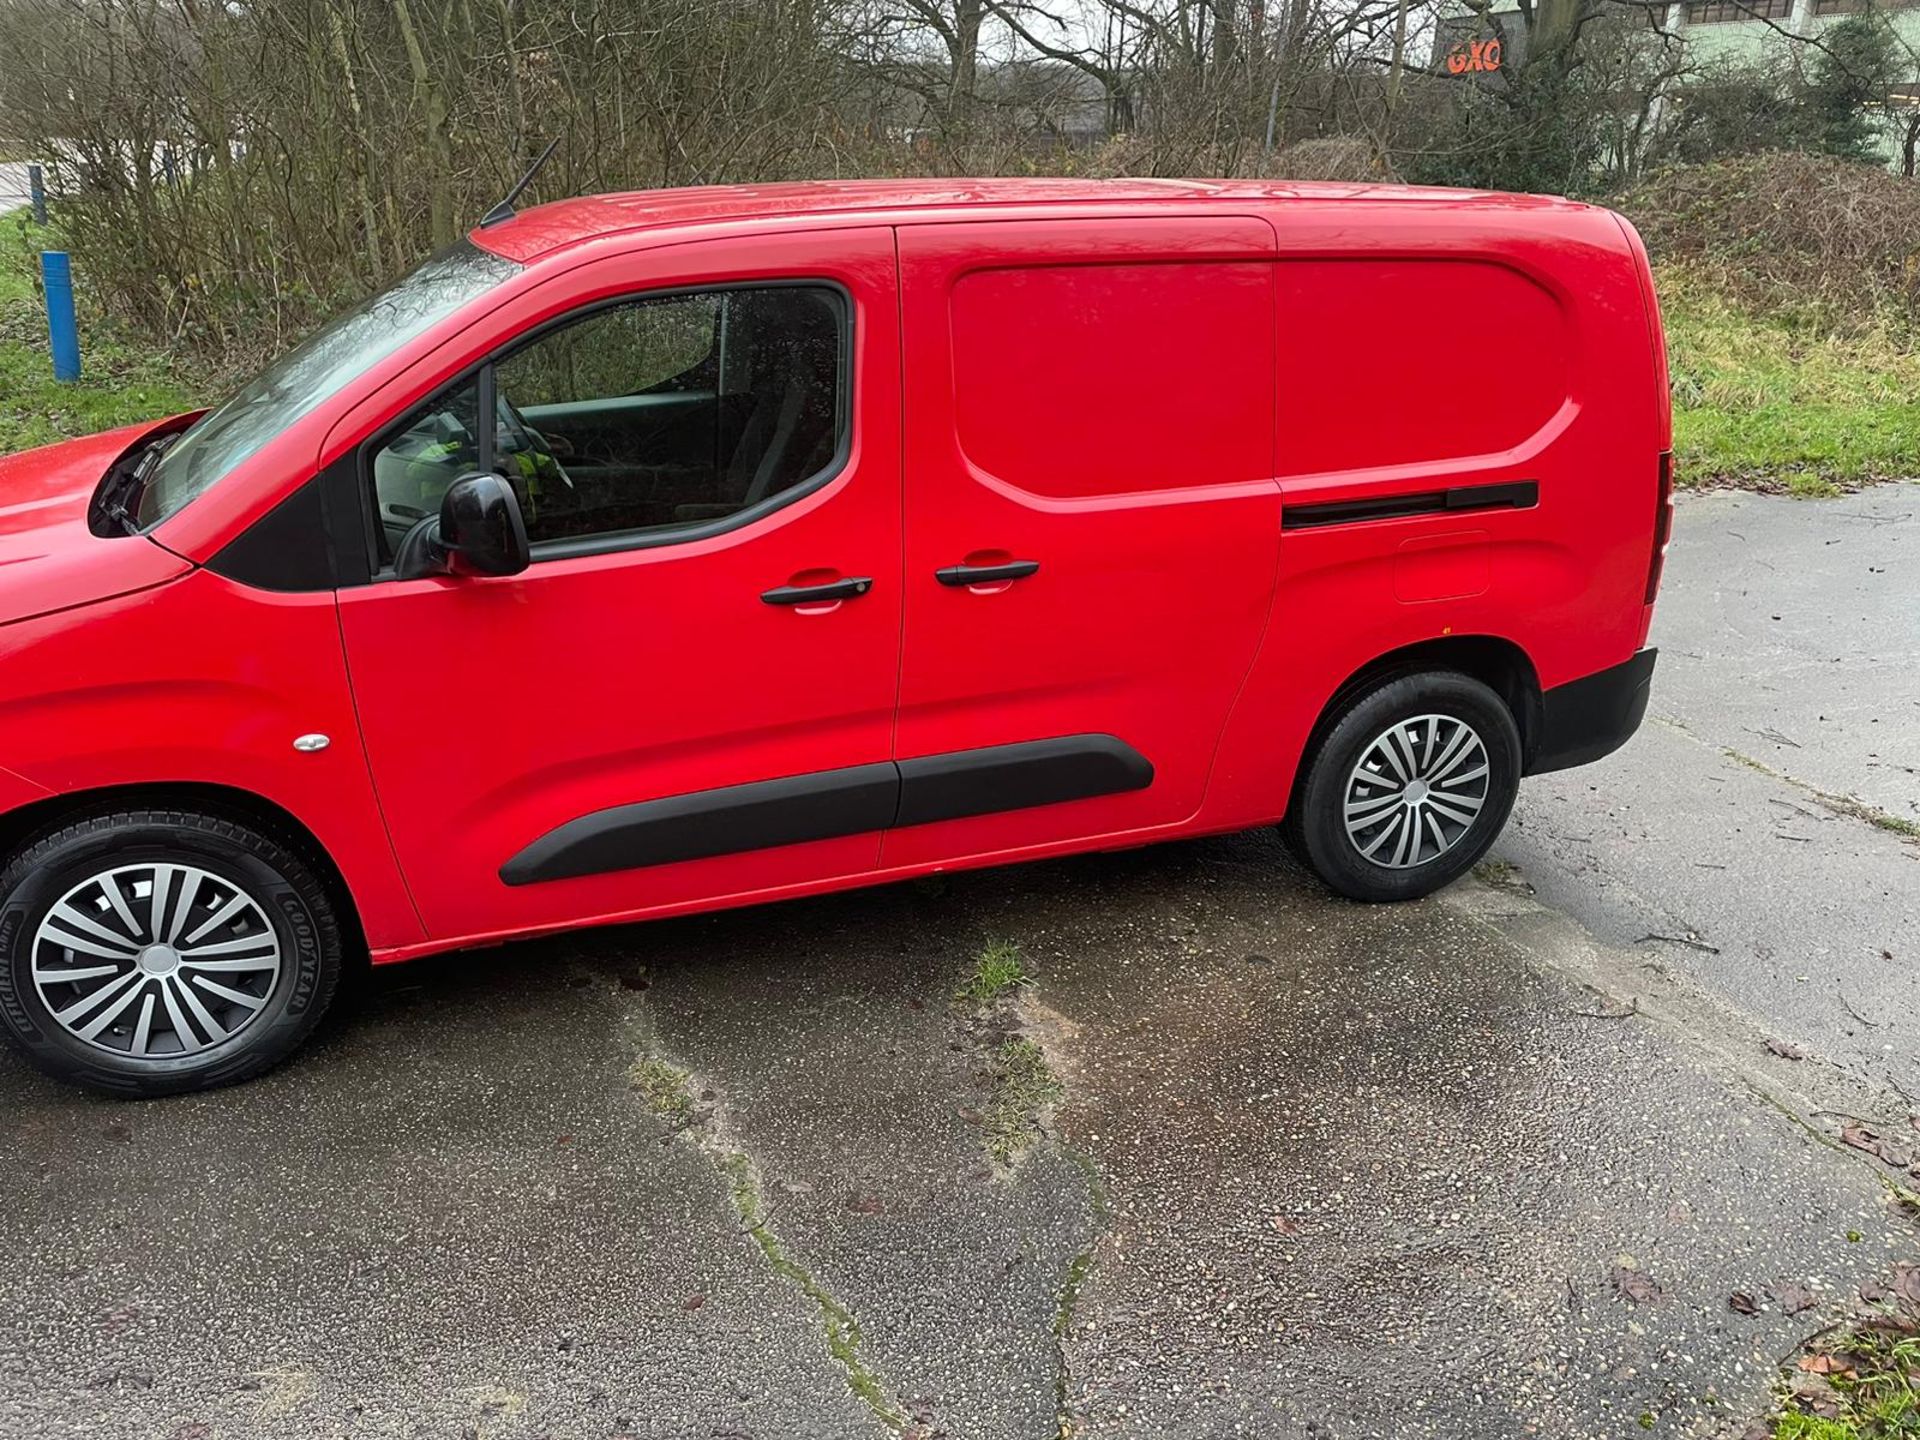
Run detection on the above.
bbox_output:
[0,211,200,456]
[1769,1326,1920,1439]
[628,1056,695,1125]
[1661,265,1920,490]
[957,939,1028,1005]
[984,1036,1065,1167]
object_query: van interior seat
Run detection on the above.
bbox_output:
[675,291,838,522]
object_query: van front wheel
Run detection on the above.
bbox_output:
[0,808,345,1097]
[1288,671,1521,902]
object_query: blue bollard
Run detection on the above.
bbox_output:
[27,163,46,226]
[40,251,81,382]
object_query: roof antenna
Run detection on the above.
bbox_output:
[480,137,561,228]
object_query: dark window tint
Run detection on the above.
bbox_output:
[368,285,845,565]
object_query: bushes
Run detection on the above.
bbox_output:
[1614,153,1920,487]
[1407,66,1605,197]
[1620,152,1920,327]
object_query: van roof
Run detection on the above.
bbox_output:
[473,177,1585,262]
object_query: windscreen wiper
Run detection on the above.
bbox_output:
[92,433,177,537]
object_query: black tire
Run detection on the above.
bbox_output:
[0,808,345,1097]
[1286,671,1521,903]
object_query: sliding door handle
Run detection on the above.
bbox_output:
[761,576,873,605]
[935,560,1039,587]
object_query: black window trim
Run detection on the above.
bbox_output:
[355,277,855,580]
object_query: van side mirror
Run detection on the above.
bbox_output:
[397,472,531,580]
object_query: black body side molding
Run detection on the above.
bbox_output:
[500,763,901,886]
[895,734,1152,827]
[1282,480,1538,531]
[1527,647,1658,775]
[499,735,1155,885]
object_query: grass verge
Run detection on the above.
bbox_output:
[0,211,201,455]
[1767,1321,1920,1438]
[1661,265,1920,492]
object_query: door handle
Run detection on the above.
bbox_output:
[935,560,1039,587]
[761,576,873,605]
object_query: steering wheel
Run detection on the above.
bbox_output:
[495,394,575,492]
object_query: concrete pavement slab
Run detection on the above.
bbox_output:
[993,835,1910,1438]
[0,943,886,1439]
[1651,485,1920,824]
[1497,485,1920,1102]
[5,843,1902,1439]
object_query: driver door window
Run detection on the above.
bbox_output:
[368,284,847,565]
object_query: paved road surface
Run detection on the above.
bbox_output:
[1495,485,1920,1097]
[0,485,1914,1439]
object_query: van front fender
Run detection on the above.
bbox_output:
[0,575,425,951]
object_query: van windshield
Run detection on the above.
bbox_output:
[137,241,520,529]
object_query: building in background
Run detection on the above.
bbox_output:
[1434,0,1920,169]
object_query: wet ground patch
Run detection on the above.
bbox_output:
[0,829,1910,1438]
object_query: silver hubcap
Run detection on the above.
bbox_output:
[1343,714,1491,869]
[30,863,282,1059]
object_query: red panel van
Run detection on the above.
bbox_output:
[0,180,1671,1095]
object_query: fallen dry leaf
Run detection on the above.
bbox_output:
[1841,1121,1912,1168]
[1797,1354,1857,1379]
[1765,1038,1806,1060]
[1729,1291,1759,1316]
[1792,1384,1845,1420]
[1269,1215,1300,1236]
[1892,1263,1920,1306]
[1613,1264,1664,1305]
[1770,1281,1818,1315]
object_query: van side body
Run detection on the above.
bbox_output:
[0,180,1668,1093]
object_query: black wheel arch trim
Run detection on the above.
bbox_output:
[498,734,1154,886]
[1526,647,1657,775]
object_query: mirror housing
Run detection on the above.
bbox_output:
[399,472,530,580]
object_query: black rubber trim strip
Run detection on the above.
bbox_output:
[499,733,1154,884]
[895,734,1153,827]
[1527,647,1658,775]
[500,762,900,885]
[1282,480,1538,531]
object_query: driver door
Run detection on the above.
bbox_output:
[335,229,903,943]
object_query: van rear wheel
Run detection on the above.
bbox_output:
[0,808,345,1097]
[1288,671,1521,902]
